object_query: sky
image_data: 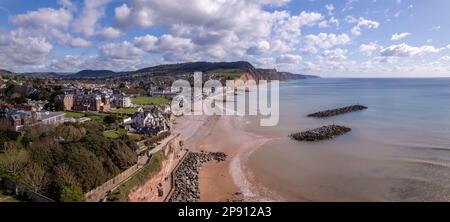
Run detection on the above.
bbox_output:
[0,0,449,77]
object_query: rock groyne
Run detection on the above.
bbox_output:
[308,105,368,118]
[168,151,227,202]
[290,125,351,142]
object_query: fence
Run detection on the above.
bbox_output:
[0,177,54,202]
[84,163,141,202]
[84,134,181,202]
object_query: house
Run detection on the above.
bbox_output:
[123,107,170,135]
[110,93,131,108]
[6,110,34,131]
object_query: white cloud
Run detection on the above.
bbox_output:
[301,45,318,54]
[304,33,351,49]
[380,43,441,57]
[360,42,379,56]
[321,48,347,61]
[112,0,323,64]
[58,0,77,12]
[97,27,122,40]
[347,16,379,36]
[247,40,271,55]
[325,4,335,15]
[69,37,92,47]
[154,34,194,53]
[100,41,144,61]
[391,32,411,41]
[72,0,112,36]
[276,54,302,64]
[133,35,158,52]
[319,17,339,28]
[0,30,53,69]
[440,56,450,62]
[10,8,72,29]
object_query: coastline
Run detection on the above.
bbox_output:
[173,113,279,202]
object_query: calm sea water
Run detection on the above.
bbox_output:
[245,78,450,201]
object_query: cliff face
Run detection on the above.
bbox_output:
[237,66,267,82]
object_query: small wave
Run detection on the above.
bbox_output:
[229,137,284,202]
[386,157,450,169]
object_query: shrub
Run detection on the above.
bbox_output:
[58,184,85,202]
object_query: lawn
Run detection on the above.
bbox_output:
[131,96,170,105]
[208,68,245,78]
[127,133,143,142]
[64,112,85,118]
[103,128,127,139]
[113,107,139,115]
[64,111,104,121]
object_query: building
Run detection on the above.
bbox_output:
[62,94,74,110]
[3,110,34,131]
[0,108,64,131]
[110,94,131,108]
[123,107,170,135]
[36,111,65,125]
[59,94,110,112]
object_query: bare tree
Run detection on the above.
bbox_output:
[1,142,28,174]
[20,163,48,193]
[54,164,79,187]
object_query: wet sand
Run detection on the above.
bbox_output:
[174,113,275,201]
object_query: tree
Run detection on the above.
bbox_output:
[54,164,79,187]
[58,125,86,142]
[55,101,65,111]
[58,184,85,202]
[1,142,28,175]
[20,162,48,192]
[103,115,118,124]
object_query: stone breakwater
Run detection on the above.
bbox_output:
[290,125,351,142]
[308,105,368,118]
[168,151,227,202]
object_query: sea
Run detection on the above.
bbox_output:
[243,78,450,201]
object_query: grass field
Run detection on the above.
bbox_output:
[103,128,127,139]
[64,112,85,118]
[131,96,170,105]
[209,68,245,78]
[127,133,143,142]
[64,111,104,121]
[112,107,139,115]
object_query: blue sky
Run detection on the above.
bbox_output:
[0,0,449,77]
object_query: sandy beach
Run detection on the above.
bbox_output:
[173,112,276,202]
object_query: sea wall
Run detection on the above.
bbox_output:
[290,125,351,142]
[168,151,227,202]
[308,105,368,118]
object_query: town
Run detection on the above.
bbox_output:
[0,70,176,202]
[0,62,314,202]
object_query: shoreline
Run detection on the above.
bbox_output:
[173,113,280,202]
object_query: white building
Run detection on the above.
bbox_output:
[111,94,131,108]
[36,111,65,125]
